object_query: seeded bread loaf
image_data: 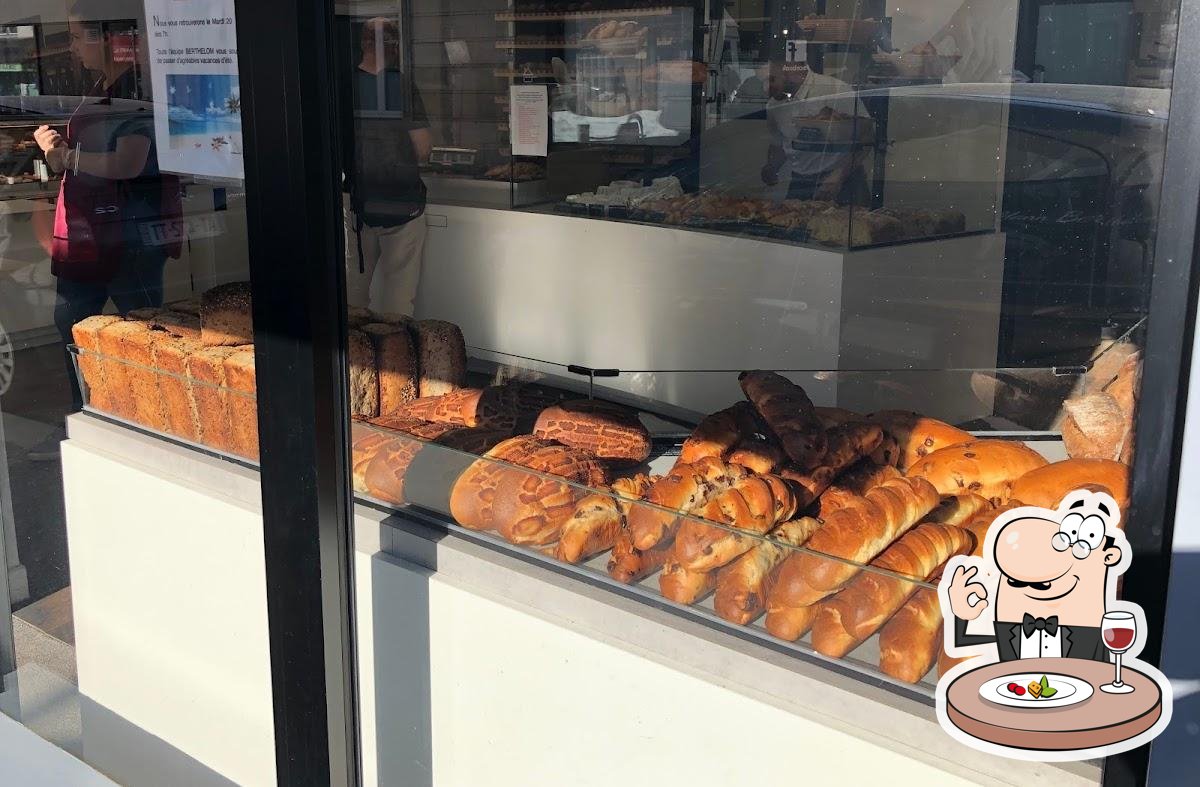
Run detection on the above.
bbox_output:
[70,315,123,415]
[533,399,651,464]
[96,320,148,420]
[151,334,203,441]
[166,297,201,316]
[348,329,380,418]
[186,346,239,453]
[200,282,253,346]
[361,322,417,414]
[223,349,259,459]
[415,320,466,398]
[151,311,202,343]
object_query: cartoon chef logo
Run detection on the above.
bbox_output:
[935,489,1173,761]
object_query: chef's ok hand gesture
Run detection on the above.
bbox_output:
[947,564,989,621]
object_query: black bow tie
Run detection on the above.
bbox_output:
[1022,613,1059,637]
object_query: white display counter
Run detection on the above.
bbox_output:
[60,414,1099,787]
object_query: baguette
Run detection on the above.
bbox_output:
[810,523,973,658]
[865,410,972,471]
[556,475,652,563]
[70,315,123,415]
[739,371,827,469]
[714,517,820,625]
[879,588,943,684]
[907,439,1048,505]
[768,476,940,608]
[659,559,717,604]
[674,474,798,572]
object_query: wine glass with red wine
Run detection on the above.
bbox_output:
[1100,610,1136,694]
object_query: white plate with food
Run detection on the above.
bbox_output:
[980,673,1094,709]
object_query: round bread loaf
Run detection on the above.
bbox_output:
[864,410,972,470]
[533,399,651,463]
[906,440,1048,505]
[1009,459,1129,513]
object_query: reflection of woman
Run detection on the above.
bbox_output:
[34,3,177,408]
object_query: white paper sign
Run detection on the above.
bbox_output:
[786,39,808,63]
[509,84,548,157]
[144,1,243,180]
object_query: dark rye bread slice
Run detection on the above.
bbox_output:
[151,333,203,441]
[70,315,123,415]
[186,346,239,453]
[361,322,417,415]
[223,349,259,460]
[415,320,466,398]
[200,282,253,346]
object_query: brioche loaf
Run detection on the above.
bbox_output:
[659,559,717,604]
[200,282,253,346]
[70,315,123,415]
[628,463,711,550]
[1010,459,1129,512]
[864,410,972,471]
[608,525,673,583]
[811,523,972,658]
[769,475,940,608]
[813,461,903,515]
[714,517,820,625]
[924,493,991,526]
[907,439,1048,505]
[879,588,942,683]
[186,347,238,452]
[728,436,786,474]
[415,319,466,398]
[679,402,752,464]
[362,322,417,414]
[764,602,820,641]
[674,474,798,572]
[739,371,827,469]
[534,399,651,463]
[557,475,653,563]
[780,422,885,506]
[151,334,203,441]
[223,349,259,459]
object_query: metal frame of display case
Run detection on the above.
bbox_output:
[225,1,1200,786]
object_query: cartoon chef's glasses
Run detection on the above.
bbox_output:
[1052,511,1107,559]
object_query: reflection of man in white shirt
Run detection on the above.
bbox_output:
[761,66,870,202]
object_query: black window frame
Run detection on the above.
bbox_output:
[229,1,1200,786]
